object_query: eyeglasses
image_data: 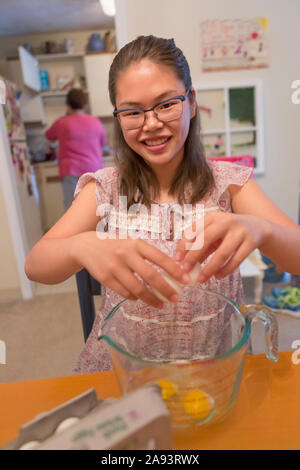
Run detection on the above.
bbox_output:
[113,89,191,130]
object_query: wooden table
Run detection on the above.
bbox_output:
[0,351,299,450]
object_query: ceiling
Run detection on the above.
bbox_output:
[0,0,115,37]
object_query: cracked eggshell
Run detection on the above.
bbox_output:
[152,264,202,302]
[188,263,202,286]
[152,273,184,302]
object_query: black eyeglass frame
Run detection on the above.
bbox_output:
[113,88,191,128]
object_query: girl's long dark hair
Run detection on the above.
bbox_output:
[108,35,215,206]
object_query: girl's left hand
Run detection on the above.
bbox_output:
[175,211,270,283]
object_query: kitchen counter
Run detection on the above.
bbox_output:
[0,351,299,450]
[32,159,59,167]
[33,154,115,168]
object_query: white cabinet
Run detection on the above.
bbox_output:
[6,51,116,124]
[18,46,41,92]
[5,58,46,125]
[20,92,46,125]
[37,53,88,128]
[84,52,116,117]
[33,161,65,232]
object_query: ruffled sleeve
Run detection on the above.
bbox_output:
[208,160,253,212]
[74,166,120,207]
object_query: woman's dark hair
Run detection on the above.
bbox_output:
[108,35,215,206]
[66,88,87,110]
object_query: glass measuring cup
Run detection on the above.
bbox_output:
[98,288,278,432]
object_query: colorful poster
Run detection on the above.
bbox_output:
[200,18,269,72]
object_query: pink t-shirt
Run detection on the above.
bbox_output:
[45,114,106,179]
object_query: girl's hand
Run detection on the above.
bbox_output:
[175,211,271,283]
[70,232,189,307]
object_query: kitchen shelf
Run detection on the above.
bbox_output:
[24,120,46,127]
[201,127,257,136]
[36,53,84,61]
[41,90,68,97]
[85,50,117,55]
[41,89,88,98]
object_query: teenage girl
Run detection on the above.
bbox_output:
[25,36,300,373]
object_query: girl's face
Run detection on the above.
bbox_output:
[115,59,196,172]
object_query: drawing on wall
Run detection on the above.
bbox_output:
[200,18,269,72]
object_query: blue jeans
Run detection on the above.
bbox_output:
[62,175,79,209]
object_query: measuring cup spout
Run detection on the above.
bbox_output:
[239,305,278,362]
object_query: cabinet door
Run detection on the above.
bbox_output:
[84,53,116,117]
[6,59,46,125]
[34,164,65,232]
[18,46,41,92]
[20,92,46,125]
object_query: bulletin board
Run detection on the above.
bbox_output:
[200,18,269,72]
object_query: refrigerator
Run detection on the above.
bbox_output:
[1,77,43,251]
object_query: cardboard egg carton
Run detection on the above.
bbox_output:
[2,385,172,450]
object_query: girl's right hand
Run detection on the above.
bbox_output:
[70,231,189,307]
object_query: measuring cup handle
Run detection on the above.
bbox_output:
[239,304,278,362]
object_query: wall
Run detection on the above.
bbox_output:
[122,0,300,222]
[0,183,20,292]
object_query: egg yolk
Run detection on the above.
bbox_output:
[183,389,214,420]
[156,379,176,400]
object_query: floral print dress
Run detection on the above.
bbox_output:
[72,161,253,374]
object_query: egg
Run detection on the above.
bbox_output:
[188,263,202,287]
[152,273,183,302]
[156,379,177,400]
[19,440,40,450]
[152,264,202,302]
[55,416,80,433]
[183,389,214,420]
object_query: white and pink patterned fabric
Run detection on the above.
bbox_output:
[72,161,253,374]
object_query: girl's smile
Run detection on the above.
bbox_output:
[141,135,172,152]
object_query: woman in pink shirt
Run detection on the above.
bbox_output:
[46,88,106,209]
